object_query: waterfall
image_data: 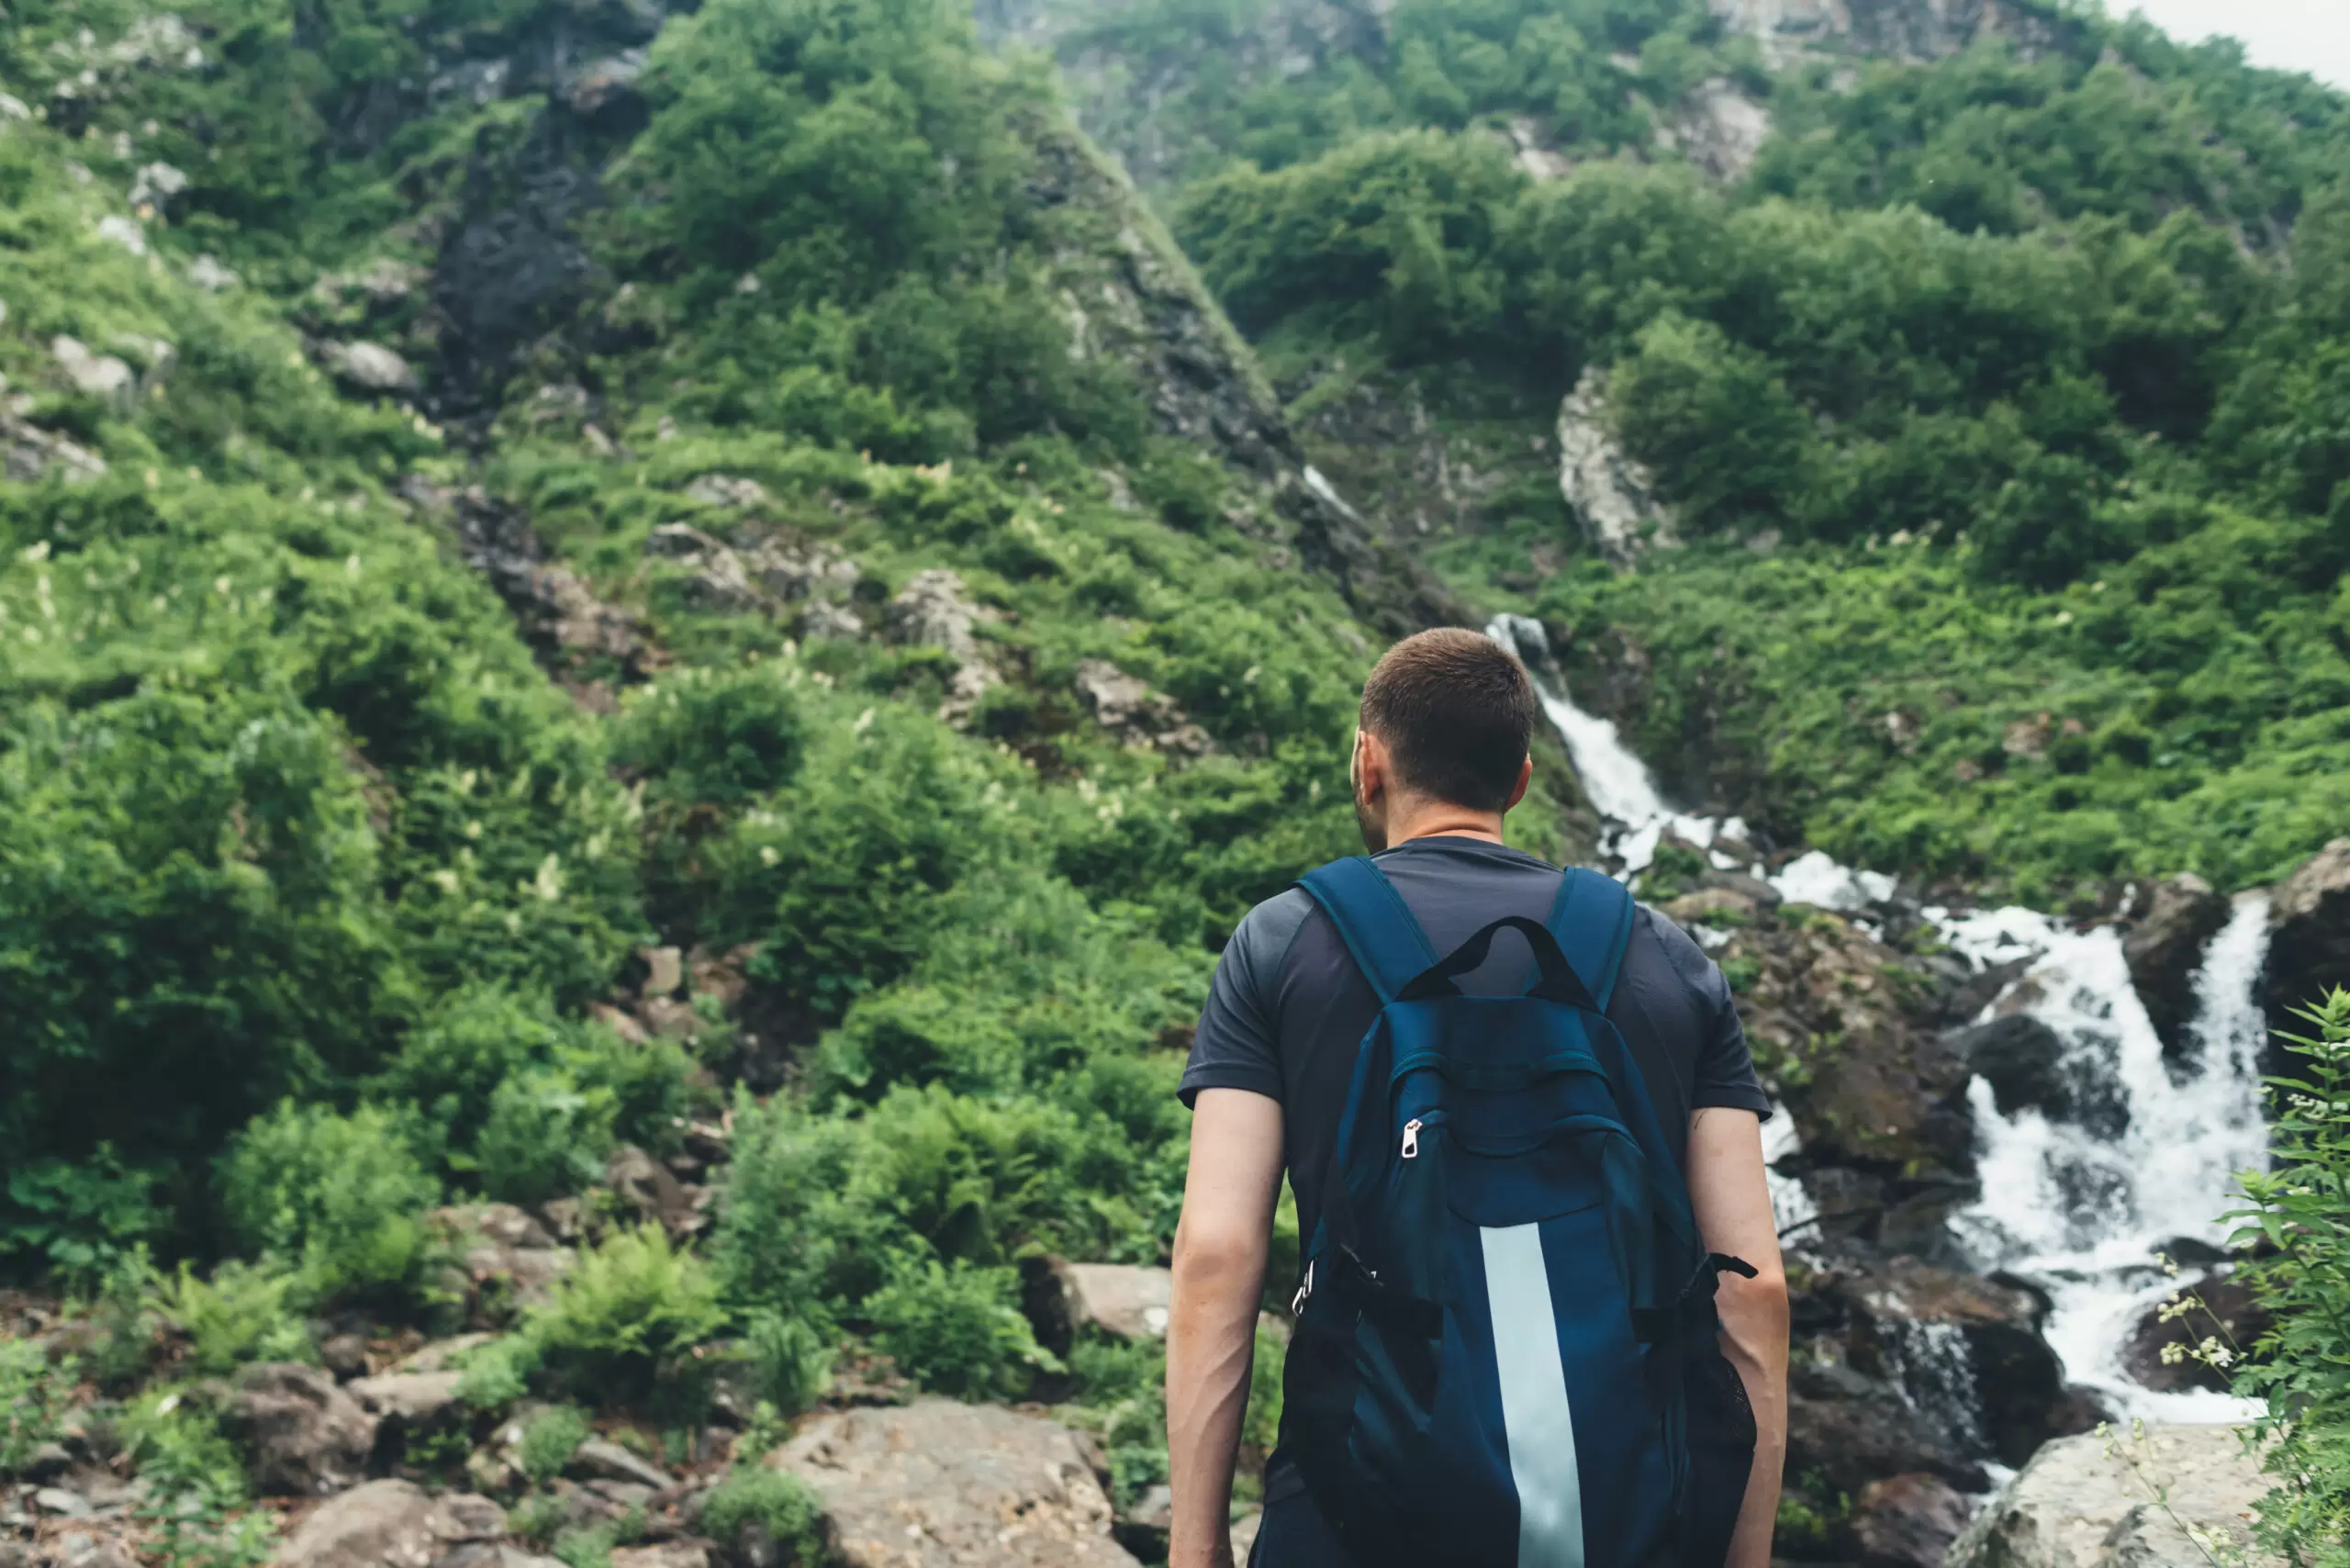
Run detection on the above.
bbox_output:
[1485,613,2272,1422]
[1941,895,2272,1421]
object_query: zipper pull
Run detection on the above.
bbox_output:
[1401,1118,1424,1159]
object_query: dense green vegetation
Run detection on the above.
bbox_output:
[1052,0,2350,901]
[0,0,1569,1515]
[3,0,2350,1554]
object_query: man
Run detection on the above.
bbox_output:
[1165,627,1787,1568]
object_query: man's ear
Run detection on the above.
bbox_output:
[1355,728,1387,799]
[1505,753,1532,812]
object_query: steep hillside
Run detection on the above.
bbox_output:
[1004,0,2350,904]
[0,5,1605,1554]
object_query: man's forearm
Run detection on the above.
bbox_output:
[1166,1232,1265,1568]
[1719,1269,1790,1568]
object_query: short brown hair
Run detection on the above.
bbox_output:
[1360,628,1537,812]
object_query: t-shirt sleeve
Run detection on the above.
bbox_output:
[1651,913,1774,1118]
[1178,889,1314,1108]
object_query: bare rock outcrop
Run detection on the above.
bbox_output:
[1557,368,1678,570]
[772,1400,1139,1567]
[1944,1423,2281,1568]
[1071,662,1212,756]
[1025,1259,1172,1354]
[223,1363,378,1498]
[269,1480,505,1568]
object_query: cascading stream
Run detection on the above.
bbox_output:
[1485,613,2268,1423]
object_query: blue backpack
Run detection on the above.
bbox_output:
[1278,857,1756,1568]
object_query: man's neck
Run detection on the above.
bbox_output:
[1382,801,1507,849]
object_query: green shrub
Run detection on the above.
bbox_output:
[2228,989,2350,1567]
[148,1260,313,1378]
[517,1406,594,1486]
[1,1149,162,1284]
[0,1338,75,1474]
[523,1226,727,1411]
[739,1312,834,1417]
[863,1257,1059,1399]
[218,1102,439,1302]
[121,1392,274,1568]
[699,1468,825,1567]
[475,1073,617,1209]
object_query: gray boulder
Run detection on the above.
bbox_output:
[773,1399,1139,1566]
[1944,1424,2281,1568]
[223,1363,378,1498]
[1028,1259,1172,1349]
[327,342,418,395]
[566,1438,672,1492]
[50,337,135,401]
[268,1480,502,1568]
[348,1370,466,1439]
[1852,1472,1971,1568]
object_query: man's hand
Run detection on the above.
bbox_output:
[1167,1089,1286,1568]
[1687,1107,1791,1568]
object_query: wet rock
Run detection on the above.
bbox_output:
[1730,911,1973,1193]
[269,1480,502,1568]
[1786,1379,1980,1497]
[32,1487,92,1518]
[2123,874,2228,1058]
[2264,838,2350,1071]
[1556,368,1677,569]
[50,337,135,401]
[1832,1258,2070,1468]
[1944,1423,2280,1568]
[223,1363,378,1497]
[772,1399,1139,1566]
[1852,1473,1971,1568]
[1071,661,1212,756]
[1951,1014,2071,1121]
[566,1439,671,1492]
[327,342,419,394]
[2121,1272,2271,1394]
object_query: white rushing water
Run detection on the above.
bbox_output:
[1485,613,2271,1423]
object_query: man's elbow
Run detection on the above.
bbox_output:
[1172,1216,1268,1289]
[1718,1260,1790,1337]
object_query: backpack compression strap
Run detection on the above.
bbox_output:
[1296,857,1438,1004]
[1543,866,1638,1010]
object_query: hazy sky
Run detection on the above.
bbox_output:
[2121,2,2350,89]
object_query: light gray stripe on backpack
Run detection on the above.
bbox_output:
[1481,1222,1585,1568]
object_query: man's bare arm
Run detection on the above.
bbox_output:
[1167,1088,1286,1568]
[1687,1106,1790,1568]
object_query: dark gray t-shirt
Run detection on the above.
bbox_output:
[1179,836,1770,1253]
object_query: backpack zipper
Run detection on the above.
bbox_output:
[1401,1118,1424,1159]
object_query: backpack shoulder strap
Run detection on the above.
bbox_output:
[1544,866,1638,1009]
[1295,857,1438,1005]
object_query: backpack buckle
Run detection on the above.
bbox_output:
[1291,1259,1315,1316]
